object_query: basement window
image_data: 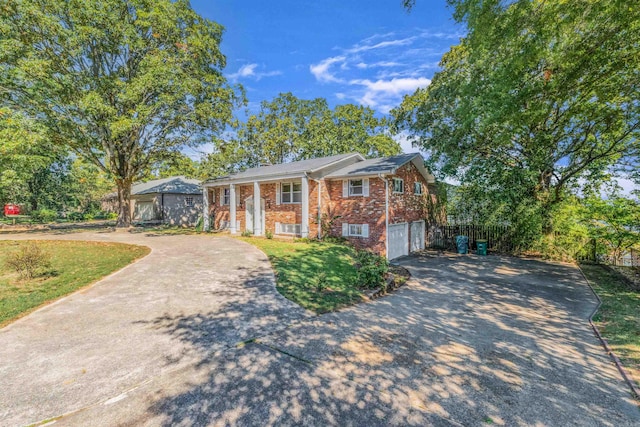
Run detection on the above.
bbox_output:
[185,196,194,207]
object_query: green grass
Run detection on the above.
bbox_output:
[0,240,150,327]
[237,236,361,313]
[581,263,640,388]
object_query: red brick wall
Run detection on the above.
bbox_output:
[324,177,387,254]
[206,162,435,257]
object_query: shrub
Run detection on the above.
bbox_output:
[106,212,118,220]
[241,230,252,237]
[4,242,52,279]
[82,213,94,221]
[265,230,273,239]
[312,272,329,292]
[68,212,84,222]
[31,209,57,223]
[355,250,389,289]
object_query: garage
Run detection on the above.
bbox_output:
[134,201,155,221]
[410,220,425,252]
[388,223,409,260]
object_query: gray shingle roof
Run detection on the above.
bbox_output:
[205,153,362,183]
[132,176,202,195]
[325,153,423,177]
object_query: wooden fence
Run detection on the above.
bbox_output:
[427,224,514,253]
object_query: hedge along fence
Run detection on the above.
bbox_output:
[427,224,514,253]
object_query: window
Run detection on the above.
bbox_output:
[222,188,230,205]
[185,196,194,207]
[349,179,363,196]
[393,178,404,193]
[281,182,302,203]
[349,224,363,237]
[278,223,301,235]
[414,182,423,195]
[342,223,369,238]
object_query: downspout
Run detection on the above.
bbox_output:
[312,178,322,239]
[379,174,389,259]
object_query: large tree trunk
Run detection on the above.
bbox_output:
[116,179,132,228]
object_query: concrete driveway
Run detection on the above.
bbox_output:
[0,231,310,426]
[1,234,639,426]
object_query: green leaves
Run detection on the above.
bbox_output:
[394,0,639,241]
[1,0,244,225]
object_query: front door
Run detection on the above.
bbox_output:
[245,197,265,234]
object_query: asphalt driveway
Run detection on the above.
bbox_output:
[1,233,638,426]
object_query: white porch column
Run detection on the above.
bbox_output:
[203,187,210,231]
[253,181,262,236]
[301,175,309,238]
[229,184,237,234]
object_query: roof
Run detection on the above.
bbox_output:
[325,153,435,182]
[204,153,364,184]
[132,176,202,195]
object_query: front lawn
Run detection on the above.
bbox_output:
[580,264,640,388]
[237,237,361,313]
[0,240,150,327]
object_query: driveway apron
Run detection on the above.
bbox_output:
[0,231,310,426]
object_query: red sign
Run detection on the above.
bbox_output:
[4,204,20,216]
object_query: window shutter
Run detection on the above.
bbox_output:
[236,189,241,206]
[363,178,369,197]
[343,180,348,197]
[219,188,223,205]
[276,183,281,205]
[362,224,369,238]
[275,222,280,234]
[342,222,349,237]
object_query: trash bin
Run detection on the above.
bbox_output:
[456,235,469,254]
[476,239,488,256]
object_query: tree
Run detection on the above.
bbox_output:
[226,93,400,167]
[583,192,640,264]
[395,0,640,236]
[1,0,243,226]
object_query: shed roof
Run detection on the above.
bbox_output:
[132,176,202,195]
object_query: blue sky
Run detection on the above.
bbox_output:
[191,0,462,119]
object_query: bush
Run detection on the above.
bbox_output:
[82,213,94,221]
[31,209,58,223]
[106,212,118,220]
[241,230,252,237]
[4,242,52,279]
[312,271,329,292]
[355,250,389,289]
[67,212,84,222]
[265,229,273,239]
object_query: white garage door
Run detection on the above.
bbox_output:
[388,223,409,260]
[410,220,425,252]
[135,202,155,221]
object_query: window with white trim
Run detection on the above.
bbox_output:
[414,182,423,195]
[185,196,194,207]
[349,224,363,237]
[392,178,404,193]
[277,223,301,235]
[281,182,302,203]
[349,179,363,196]
[222,188,230,205]
[342,222,369,238]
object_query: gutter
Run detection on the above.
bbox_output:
[379,174,390,260]
[579,266,640,400]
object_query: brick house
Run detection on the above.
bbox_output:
[202,153,437,259]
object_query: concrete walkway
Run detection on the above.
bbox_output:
[0,231,310,426]
[1,233,638,426]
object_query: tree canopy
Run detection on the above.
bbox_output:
[0,0,243,226]
[395,0,640,236]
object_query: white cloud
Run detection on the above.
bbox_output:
[346,37,416,54]
[228,63,281,81]
[309,56,346,83]
[348,77,431,113]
